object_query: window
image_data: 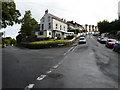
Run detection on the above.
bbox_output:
[64,26,66,30]
[42,24,44,30]
[48,23,51,29]
[39,31,43,35]
[49,32,51,35]
[56,24,58,29]
[60,25,62,30]
[48,16,50,21]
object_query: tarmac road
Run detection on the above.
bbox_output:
[34,35,119,88]
[2,35,119,89]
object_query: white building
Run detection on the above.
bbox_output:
[35,10,68,39]
[67,21,84,31]
[118,1,120,19]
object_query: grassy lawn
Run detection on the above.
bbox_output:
[30,39,69,44]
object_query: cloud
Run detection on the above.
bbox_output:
[2,0,120,38]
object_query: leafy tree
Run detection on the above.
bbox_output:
[1,0,21,28]
[2,37,17,46]
[18,10,38,42]
[3,39,10,46]
[16,34,23,44]
[10,38,16,45]
[97,20,110,34]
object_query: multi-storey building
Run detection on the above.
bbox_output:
[67,21,84,31]
[35,10,68,39]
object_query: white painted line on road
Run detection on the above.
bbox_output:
[27,84,34,88]
[24,84,34,90]
[53,64,59,69]
[46,70,52,74]
[37,75,46,81]
[71,45,78,52]
[64,47,74,55]
[50,68,54,72]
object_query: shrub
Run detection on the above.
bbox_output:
[57,36,61,40]
[20,41,73,49]
[66,35,74,39]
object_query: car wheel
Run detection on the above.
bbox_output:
[105,44,108,47]
[113,47,116,51]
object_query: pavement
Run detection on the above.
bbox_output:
[2,35,119,89]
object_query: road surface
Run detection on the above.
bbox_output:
[2,35,119,89]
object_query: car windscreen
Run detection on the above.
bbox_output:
[80,38,85,40]
[108,40,116,42]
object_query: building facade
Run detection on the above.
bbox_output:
[82,24,99,33]
[35,10,68,39]
[67,21,84,31]
[118,1,120,19]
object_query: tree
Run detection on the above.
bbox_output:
[1,0,21,28]
[10,38,16,45]
[2,37,17,46]
[97,20,110,34]
[3,39,10,46]
[16,34,23,44]
[18,10,38,42]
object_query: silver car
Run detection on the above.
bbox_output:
[78,37,86,44]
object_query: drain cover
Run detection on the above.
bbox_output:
[48,73,63,79]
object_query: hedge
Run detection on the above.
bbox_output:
[20,40,73,49]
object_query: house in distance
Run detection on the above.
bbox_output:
[35,9,70,39]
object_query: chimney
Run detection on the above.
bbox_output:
[45,9,48,14]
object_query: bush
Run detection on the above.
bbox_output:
[57,36,61,40]
[66,35,74,39]
[20,41,73,49]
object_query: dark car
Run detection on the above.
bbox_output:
[99,37,108,44]
[105,39,117,48]
[113,41,120,53]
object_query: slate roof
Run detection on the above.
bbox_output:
[48,13,67,24]
[67,21,83,28]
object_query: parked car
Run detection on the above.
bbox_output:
[113,41,120,53]
[78,37,86,44]
[105,39,117,48]
[97,36,101,41]
[99,37,108,44]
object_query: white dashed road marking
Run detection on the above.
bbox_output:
[25,84,34,90]
[37,75,47,81]
[24,46,75,89]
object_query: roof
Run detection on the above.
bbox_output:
[49,13,67,24]
[67,21,83,28]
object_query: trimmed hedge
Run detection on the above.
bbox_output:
[21,40,73,49]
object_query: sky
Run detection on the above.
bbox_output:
[0,0,120,38]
